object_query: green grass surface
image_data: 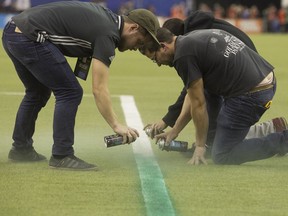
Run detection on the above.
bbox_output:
[1,32,288,216]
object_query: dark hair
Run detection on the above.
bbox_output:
[139,28,173,54]
[162,18,184,36]
[156,28,174,44]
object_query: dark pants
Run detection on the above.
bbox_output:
[2,21,83,156]
[207,83,288,165]
[205,91,223,146]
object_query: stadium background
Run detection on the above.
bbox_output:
[1,1,288,216]
[1,0,282,16]
[0,0,286,33]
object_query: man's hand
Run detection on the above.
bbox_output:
[143,120,167,139]
[154,129,178,145]
[187,146,207,165]
[114,124,139,144]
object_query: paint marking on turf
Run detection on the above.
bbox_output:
[120,95,175,216]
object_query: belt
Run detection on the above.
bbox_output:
[248,83,274,93]
[8,20,22,33]
[15,26,22,33]
[248,71,275,93]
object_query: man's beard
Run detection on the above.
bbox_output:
[118,37,128,52]
[167,54,174,67]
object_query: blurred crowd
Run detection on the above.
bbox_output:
[1,0,287,33]
[117,1,288,33]
[0,0,31,12]
[198,3,288,33]
[0,0,106,12]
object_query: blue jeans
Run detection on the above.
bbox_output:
[205,91,223,146]
[2,21,83,156]
[209,82,288,164]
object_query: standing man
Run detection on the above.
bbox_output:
[2,1,160,170]
[152,28,288,165]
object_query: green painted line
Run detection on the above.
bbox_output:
[120,95,175,216]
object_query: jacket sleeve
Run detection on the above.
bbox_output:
[162,87,187,127]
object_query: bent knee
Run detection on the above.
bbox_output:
[40,90,52,106]
[74,85,83,104]
[212,153,225,164]
[54,84,83,104]
[212,152,240,165]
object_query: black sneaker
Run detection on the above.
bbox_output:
[49,155,98,171]
[8,146,46,162]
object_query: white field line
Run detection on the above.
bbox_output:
[120,95,175,216]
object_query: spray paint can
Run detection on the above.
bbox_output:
[144,126,153,137]
[104,134,124,148]
[157,139,188,152]
[144,126,164,138]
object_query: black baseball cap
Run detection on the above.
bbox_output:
[127,9,160,45]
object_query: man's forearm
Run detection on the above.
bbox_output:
[187,78,208,147]
[192,104,208,147]
[91,58,119,130]
[93,88,119,130]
